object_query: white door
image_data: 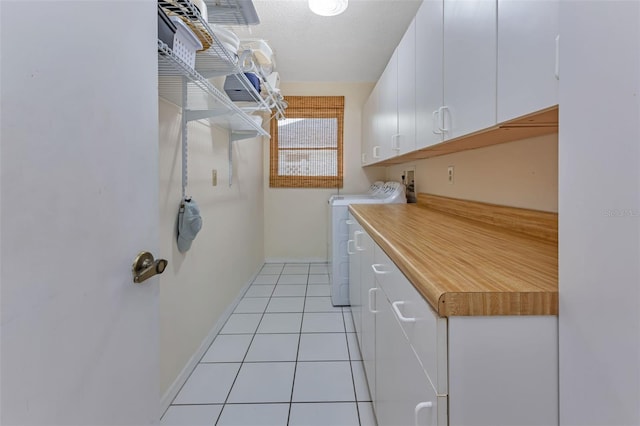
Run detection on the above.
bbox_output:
[1,1,160,425]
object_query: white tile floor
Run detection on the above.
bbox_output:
[162,263,376,426]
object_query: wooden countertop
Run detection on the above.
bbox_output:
[349,199,558,317]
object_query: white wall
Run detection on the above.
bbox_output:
[158,100,265,397]
[264,82,386,262]
[559,2,640,424]
[386,133,559,212]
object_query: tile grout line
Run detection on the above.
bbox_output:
[162,266,277,419]
[286,269,309,426]
[214,264,282,425]
[344,309,363,426]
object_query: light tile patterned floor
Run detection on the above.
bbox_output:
[161,263,376,426]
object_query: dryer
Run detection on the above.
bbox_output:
[328,181,406,306]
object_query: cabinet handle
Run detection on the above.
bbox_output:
[438,106,449,133]
[555,35,560,80]
[347,239,356,255]
[368,287,379,313]
[371,264,391,275]
[346,219,355,225]
[354,230,365,251]
[392,301,416,323]
[392,134,401,151]
[373,145,381,159]
[414,401,433,426]
[432,110,443,135]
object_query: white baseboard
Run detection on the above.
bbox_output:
[264,257,328,264]
[159,267,260,418]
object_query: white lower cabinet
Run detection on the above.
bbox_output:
[376,282,443,426]
[349,219,558,426]
[359,228,377,407]
[347,217,363,338]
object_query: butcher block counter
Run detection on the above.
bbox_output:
[348,194,558,317]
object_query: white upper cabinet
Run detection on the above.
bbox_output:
[415,0,444,150]
[443,0,497,140]
[361,85,378,166]
[497,0,559,122]
[377,51,399,161]
[361,0,558,165]
[396,19,417,156]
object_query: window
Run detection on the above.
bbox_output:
[269,96,344,188]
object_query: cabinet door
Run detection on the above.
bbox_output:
[443,0,497,139]
[360,231,377,404]
[376,51,398,161]
[361,87,376,166]
[369,82,383,164]
[396,19,416,156]
[375,287,440,426]
[497,0,559,122]
[415,0,444,149]
[348,216,362,338]
[448,316,558,426]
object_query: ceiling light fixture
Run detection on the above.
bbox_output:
[308,0,348,17]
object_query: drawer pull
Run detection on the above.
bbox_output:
[414,401,433,426]
[392,301,416,323]
[354,230,365,251]
[346,219,355,225]
[347,239,356,255]
[371,264,391,275]
[368,287,379,313]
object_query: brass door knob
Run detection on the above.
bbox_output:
[132,251,168,284]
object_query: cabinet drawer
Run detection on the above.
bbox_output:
[376,285,447,426]
[372,245,448,394]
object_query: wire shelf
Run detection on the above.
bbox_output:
[158,41,269,136]
[204,0,260,26]
[159,0,286,120]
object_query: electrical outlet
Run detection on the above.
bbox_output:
[212,169,217,186]
[447,166,454,184]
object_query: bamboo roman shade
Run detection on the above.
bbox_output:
[269,96,344,188]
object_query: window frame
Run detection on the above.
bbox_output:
[269,96,345,188]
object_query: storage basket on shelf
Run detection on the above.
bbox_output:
[169,16,203,69]
[158,6,177,50]
[160,0,213,51]
[223,73,260,102]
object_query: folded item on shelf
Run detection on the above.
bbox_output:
[244,40,273,66]
[211,25,241,53]
[244,73,260,91]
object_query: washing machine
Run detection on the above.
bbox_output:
[328,181,385,203]
[328,181,406,306]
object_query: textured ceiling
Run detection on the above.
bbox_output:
[232,0,422,83]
